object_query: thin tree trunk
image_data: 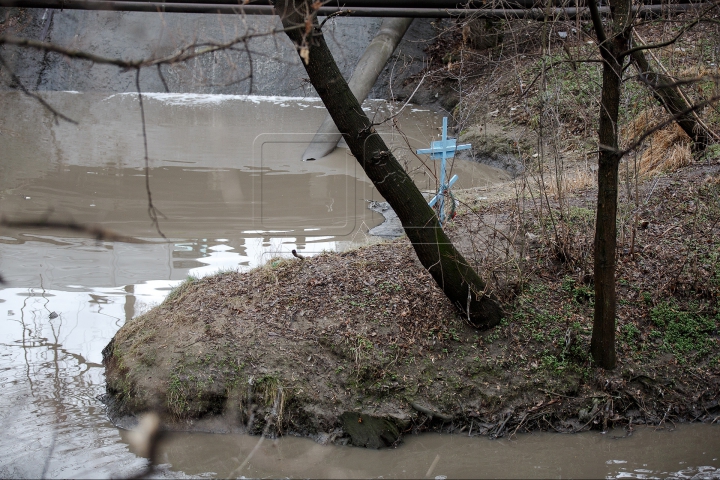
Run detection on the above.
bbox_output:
[592,53,621,369]
[630,45,710,149]
[274,0,503,328]
[588,0,633,369]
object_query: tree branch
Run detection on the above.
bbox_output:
[0,27,299,69]
[0,217,153,243]
[620,15,705,58]
[587,0,608,46]
[520,58,604,98]
[135,68,167,239]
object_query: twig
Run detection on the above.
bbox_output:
[619,93,720,156]
[644,177,661,205]
[655,404,673,430]
[135,69,167,239]
[389,71,429,119]
[0,27,299,69]
[425,454,441,479]
[0,217,152,243]
[319,9,351,29]
[520,58,604,99]
[510,412,529,438]
[491,411,512,438]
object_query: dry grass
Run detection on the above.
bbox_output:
[622,107,693,175]
[532,167,597,198]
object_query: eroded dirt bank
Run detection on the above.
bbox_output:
[103,165,720,448]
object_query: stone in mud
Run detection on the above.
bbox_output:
[339,412,401,449]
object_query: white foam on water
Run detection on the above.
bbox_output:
[104,92,324,106]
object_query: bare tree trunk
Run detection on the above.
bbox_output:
[274,0,503,328]
[630,46,710,149]
[588,0,633,369]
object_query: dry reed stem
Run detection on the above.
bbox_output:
[541,167,597,197]
[622,107,693,176]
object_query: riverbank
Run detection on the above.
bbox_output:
[102,160,720,448]
[102,11,720,448]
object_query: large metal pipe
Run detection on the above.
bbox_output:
[85,0,709,6]
[303,17,413,161]
[0,0,703,17]
[0,0,276,13]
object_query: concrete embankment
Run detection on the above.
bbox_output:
[1,8,433,99]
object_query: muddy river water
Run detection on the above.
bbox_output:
[0,91,718,478]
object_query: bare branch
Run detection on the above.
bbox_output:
[0,35,144,67]
[0,26,299,69]
[135,68,168,239]
[0,217,153,243]
[632,72,720,92]
[620,14,708,58]
[319,9,351,29]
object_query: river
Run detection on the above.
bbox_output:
[0,91,717,479]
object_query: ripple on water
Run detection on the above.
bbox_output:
[0,318,148,479]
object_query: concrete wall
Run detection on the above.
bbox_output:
[0,7,437,98]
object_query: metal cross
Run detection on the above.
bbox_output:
[416,117,471,225]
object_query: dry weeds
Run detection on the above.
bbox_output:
[622,107,694,175]
[536,167,597,197]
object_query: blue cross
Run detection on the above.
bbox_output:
[416,117,471,225]
[416,117,472,160]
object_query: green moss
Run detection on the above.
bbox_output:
[650,301,719,361]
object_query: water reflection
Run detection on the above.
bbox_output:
[0,286,149,478]
[0,91,465,478]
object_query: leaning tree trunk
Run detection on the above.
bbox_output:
[630,46,710,150]
[588,0,633,370]
[274,0,502,329]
